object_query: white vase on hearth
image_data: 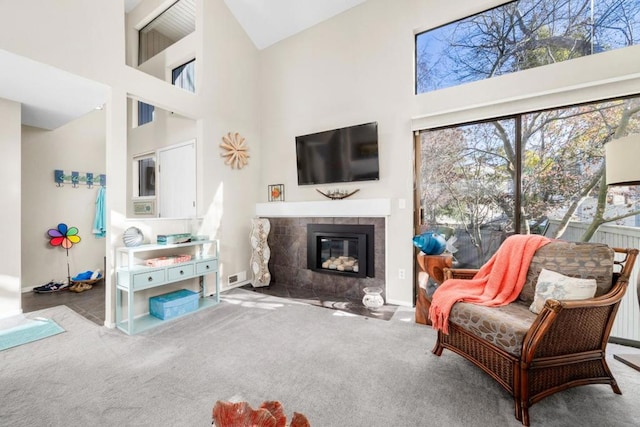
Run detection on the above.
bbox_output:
[250,217,271,287]
[362,287,384,310]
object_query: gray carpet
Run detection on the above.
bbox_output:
[1,289,639,426]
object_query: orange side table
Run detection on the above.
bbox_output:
[415,253,452,325]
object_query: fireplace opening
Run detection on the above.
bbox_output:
[307,224,374,278]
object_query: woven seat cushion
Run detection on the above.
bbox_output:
[449,301,536,356]
[518,241,614,305]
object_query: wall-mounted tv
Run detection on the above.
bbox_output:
[296,121,379,186]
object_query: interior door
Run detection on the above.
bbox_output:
[158,141,196,218]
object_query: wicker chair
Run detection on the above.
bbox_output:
[431,242,638,426]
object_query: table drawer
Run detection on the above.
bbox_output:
[167,263,195,281]
[132,269,166,289]
[196,259,218,275]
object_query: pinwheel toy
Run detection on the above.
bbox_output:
[48,223,81,286]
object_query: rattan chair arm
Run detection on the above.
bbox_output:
[443,268,478,280]
[521,290,626,363]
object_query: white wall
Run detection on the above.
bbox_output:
[258,0,640,305]
[0,98,22,318]
[5,0,638,313]
[21,110,106,288]
[0,0,260,323]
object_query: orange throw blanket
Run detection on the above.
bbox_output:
[429,234,551,334]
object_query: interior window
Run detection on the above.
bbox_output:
[133,154,156,198]
[172,59,195,92]
[138,0,196,64]
[138,101,155,126]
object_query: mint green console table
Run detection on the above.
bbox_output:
[115,240,219,335]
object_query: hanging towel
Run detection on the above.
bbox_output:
[429,234,551,334]
[92,186,106,238]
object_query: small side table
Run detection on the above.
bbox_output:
[415,253,452,325]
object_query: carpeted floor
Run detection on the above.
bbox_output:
[1,289,639,426]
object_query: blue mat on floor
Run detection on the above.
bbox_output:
[0,318,65,351]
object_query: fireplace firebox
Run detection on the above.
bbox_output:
[307,224,374,278]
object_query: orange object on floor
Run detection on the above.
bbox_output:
[212,400,310,427]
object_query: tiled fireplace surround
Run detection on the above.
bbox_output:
[256,199,389,301]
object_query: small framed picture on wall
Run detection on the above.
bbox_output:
[268,184,284,202]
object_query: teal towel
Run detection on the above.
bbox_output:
[93,186,106,238]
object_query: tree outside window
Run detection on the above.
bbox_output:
[416,0,640,94]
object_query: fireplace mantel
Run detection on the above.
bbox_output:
[255,198,391,218]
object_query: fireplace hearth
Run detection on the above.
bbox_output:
[264,217,385,300]
[307,224,374,278]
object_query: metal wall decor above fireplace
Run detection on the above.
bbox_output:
[307,224,375,278]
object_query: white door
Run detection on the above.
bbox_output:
[158,141,196,218]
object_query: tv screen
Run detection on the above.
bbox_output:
[296,122,379,186]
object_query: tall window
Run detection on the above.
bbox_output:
[416,0,640,94]
[172,59,195,92]
[416,95,640,268]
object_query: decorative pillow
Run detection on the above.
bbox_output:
[529,268,597,314]
[519,241,614,304]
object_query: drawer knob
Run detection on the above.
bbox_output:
[205,265,210,269]
[180,270,184,275]
[147,276,153,282]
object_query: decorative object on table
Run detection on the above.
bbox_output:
[412,231,447,255]
[362,286,384,310]
[156,233,191,245]
[605,133,640,372]
[47,223,81,288]
[250,218,271,287]
[220,132,249,169]
[212,400,310,427]
[122,226,144,247]
[145,254,192,267]
[268,184,284,202]
[315,188,359,200]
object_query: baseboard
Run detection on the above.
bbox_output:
[219,280,251,293]
[609,336,640,349]
[386,298,412,307]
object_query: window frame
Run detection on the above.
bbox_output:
[414,0,640,94]
[172,59,195,93]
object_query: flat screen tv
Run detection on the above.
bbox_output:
[296,122,379,186]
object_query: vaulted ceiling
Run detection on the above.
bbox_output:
[2,0,366,129]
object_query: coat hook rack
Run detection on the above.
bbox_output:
[54,170,106,188]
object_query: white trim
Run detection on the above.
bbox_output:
[412,71,640,131]
[255,198,391,218]
[222,280,252,292]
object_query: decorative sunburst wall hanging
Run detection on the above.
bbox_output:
[220,132,249,169]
